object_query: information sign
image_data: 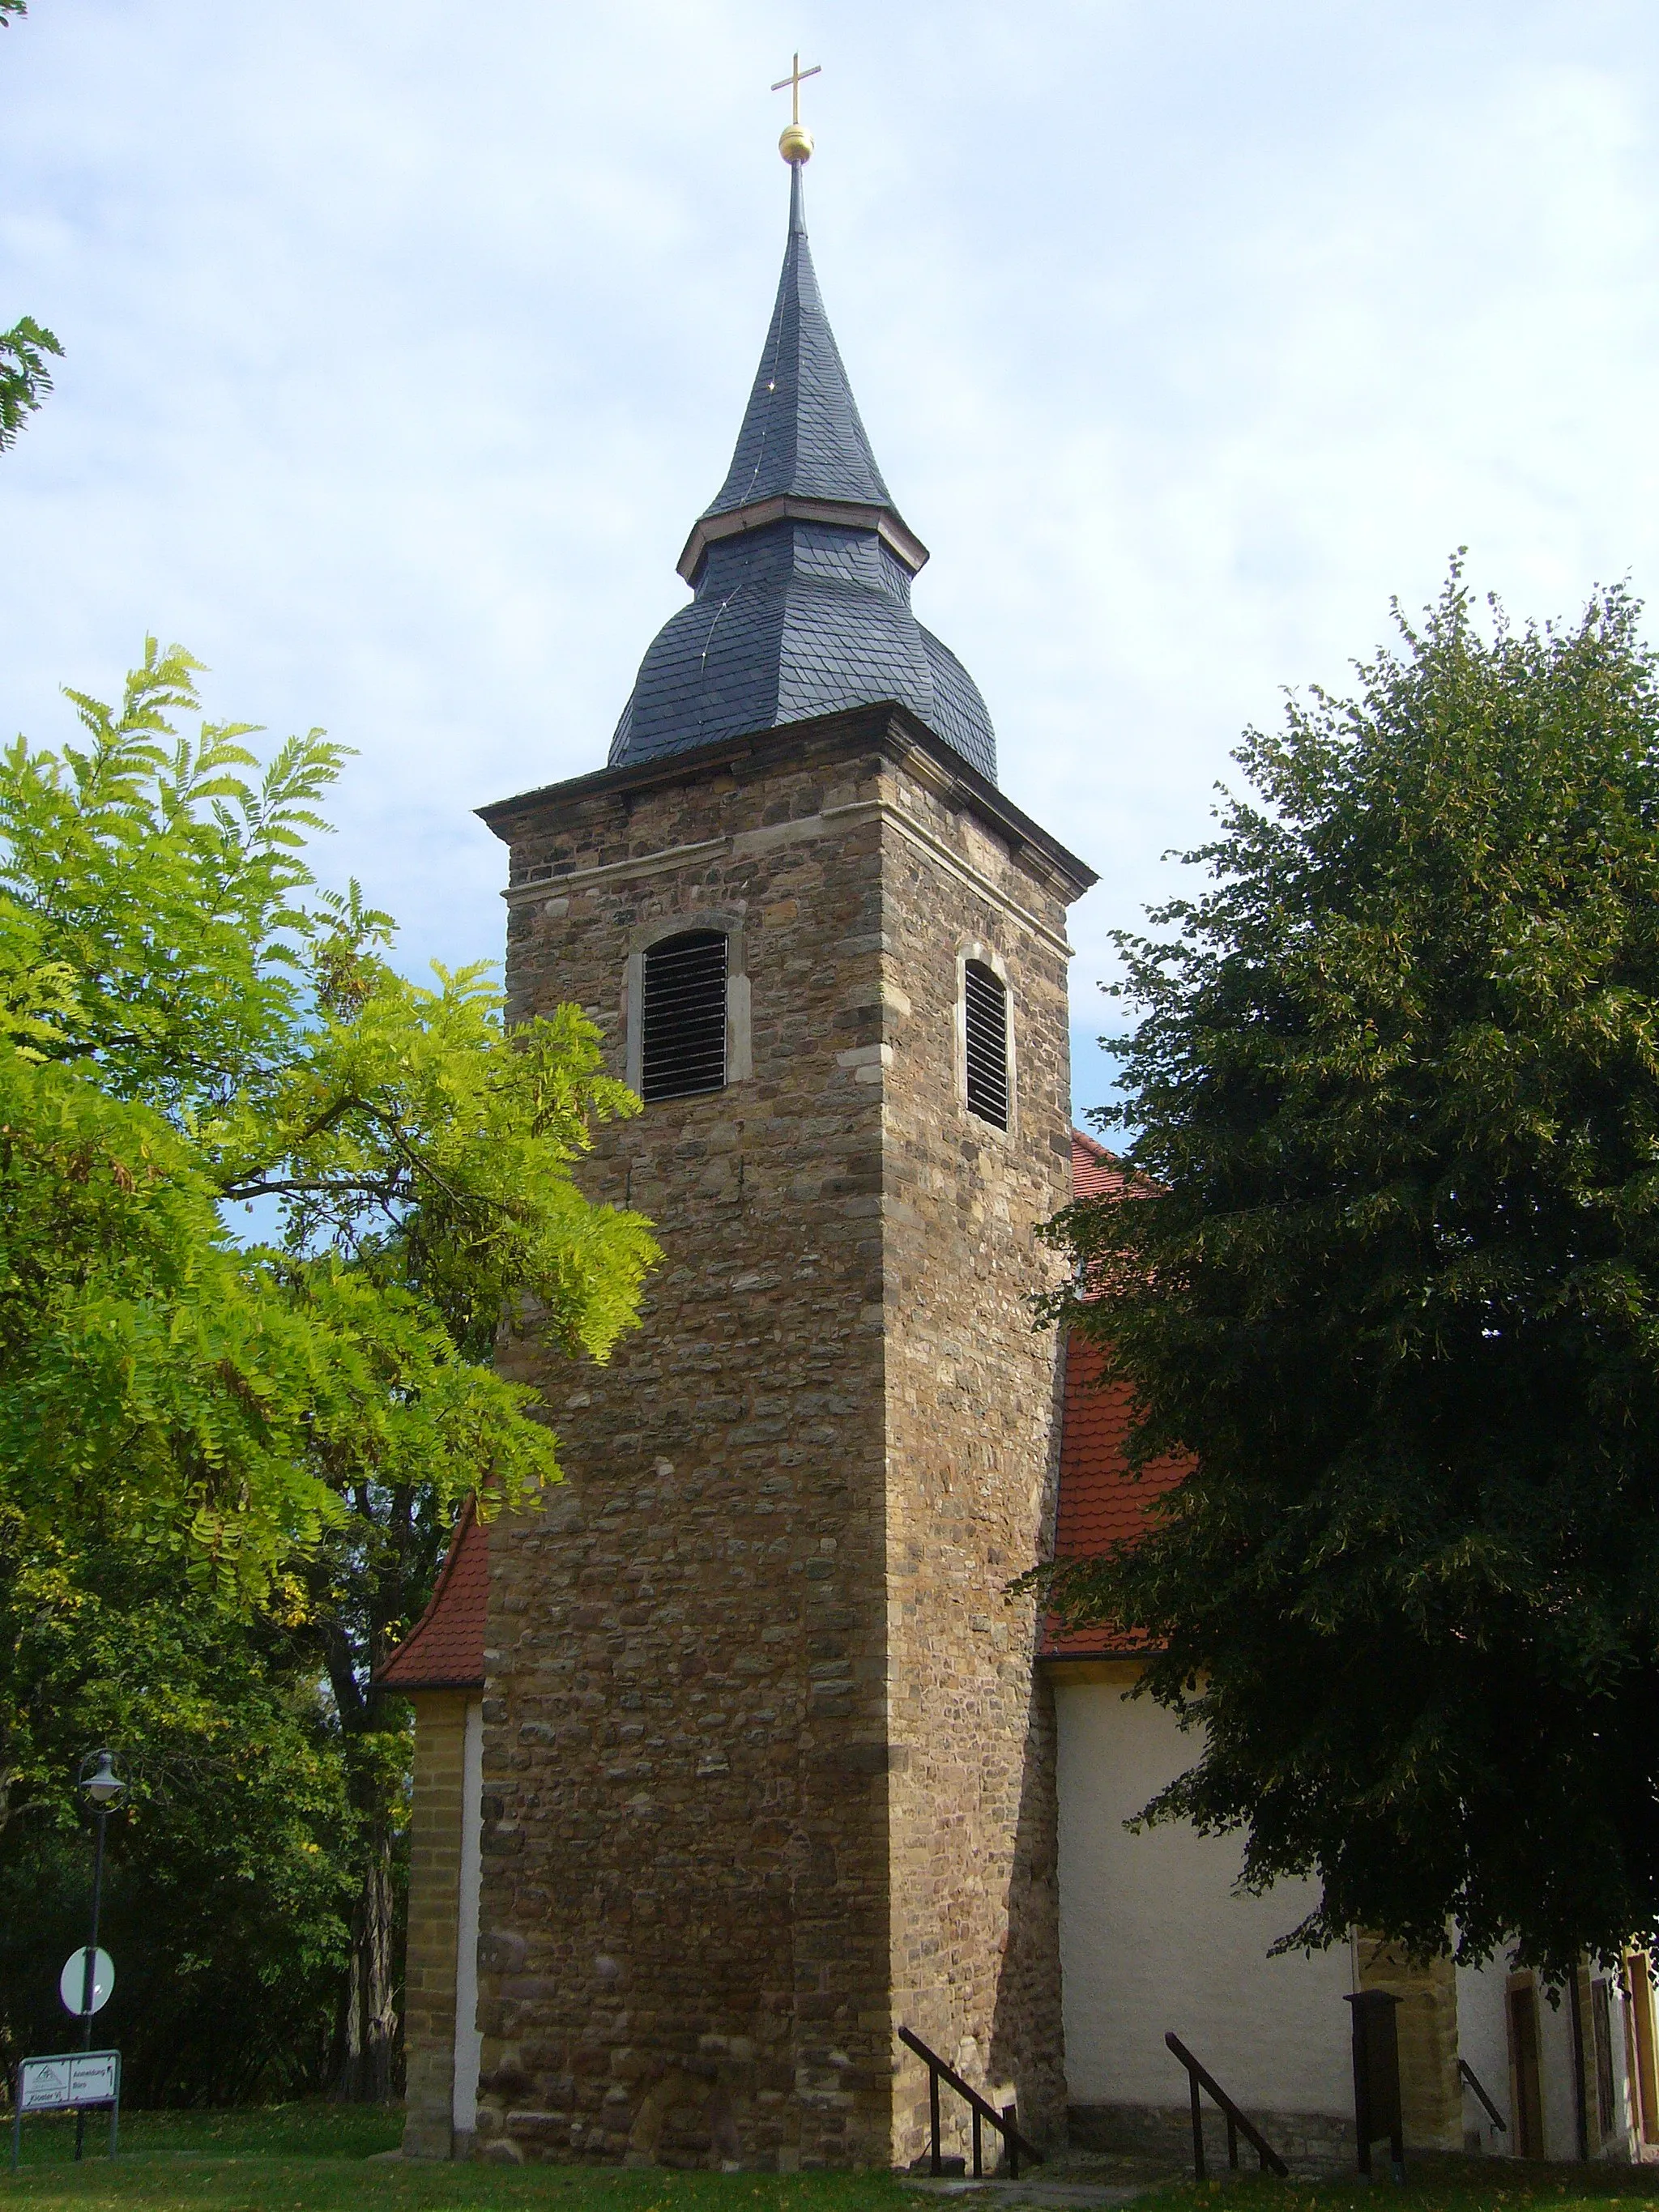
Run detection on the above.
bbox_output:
[18,2052,117,2112]
[10,2051,120,2168]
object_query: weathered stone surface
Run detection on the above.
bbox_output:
[472,705,1090,2167]
[1357,1936,1463,2152]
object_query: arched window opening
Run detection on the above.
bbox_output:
[964,959,1009,1129]
[641,930,727,1102]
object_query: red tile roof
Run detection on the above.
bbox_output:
[1042,1131,1192,1659]
[1069,1123,1128,1202]
[379,1498,488,1691]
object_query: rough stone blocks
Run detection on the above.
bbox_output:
[471,705,1091,2167]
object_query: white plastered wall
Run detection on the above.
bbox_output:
[1054,1667,1354,2116]
[1452,1957,1512,2152]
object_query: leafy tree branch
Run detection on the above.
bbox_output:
[0,316,61,454]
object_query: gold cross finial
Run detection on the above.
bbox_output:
[771,52,821,126]
[771,51,821,164]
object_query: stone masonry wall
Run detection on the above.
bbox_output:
[1358,1936,1463,2151]
[872,752,1075,2159]
[403,1690,471,2160]
[472,708,1087,2169]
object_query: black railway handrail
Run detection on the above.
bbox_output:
[1458,2058,1508,2132]
[1166,2033,1290,2181]
[898,2026,1044,2180]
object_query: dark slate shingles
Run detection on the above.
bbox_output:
[704,168,891,520]
[609,517,996,778]
[919,629,996,783]
[608,173,998,785]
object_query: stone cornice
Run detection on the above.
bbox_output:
[477,702,1098,912]
[676,496,930,585]
[500,795,1078,962]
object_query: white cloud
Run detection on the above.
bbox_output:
[2,0,1657,1119]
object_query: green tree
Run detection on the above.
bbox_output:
[1,644,655,1588]
[0,644,659,2092]
[1043,569,1659,1977]
[0,1508,357,2103]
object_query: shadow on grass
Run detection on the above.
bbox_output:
[10,2118,1659,2212]
[5,2102,402,2167]
[1133,2156,1659,2212]
[0,2107,917,2212]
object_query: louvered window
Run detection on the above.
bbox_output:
[641,931,727,1102]
[964,960,1009,1129]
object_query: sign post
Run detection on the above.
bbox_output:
[70,1749,125,2162]
[10,2051,121,2170]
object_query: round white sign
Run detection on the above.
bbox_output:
[58,1946,114,2017]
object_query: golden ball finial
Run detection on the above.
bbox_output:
[778,121,813,164]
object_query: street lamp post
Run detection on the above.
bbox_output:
[72,1750,125,2161]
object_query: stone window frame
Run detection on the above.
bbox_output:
[954,937,1017,1143]
[624,910,753,1098]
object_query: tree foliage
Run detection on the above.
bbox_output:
[0,642,657,1607]
[0,9,62,458]
[1042,569,1659,1976]
[0,1509,356,2103]
[0,644,659,2093]
[0,315,62,457]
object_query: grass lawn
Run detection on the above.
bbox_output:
[8,2112,1659,2212]
[0,2105,916,2212]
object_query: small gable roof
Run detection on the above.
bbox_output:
[1042,1130,1192,1660]
[379,1498,488,1692]
[1069,1123,1128,1202]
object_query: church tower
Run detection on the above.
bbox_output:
[465,110,1095,2171]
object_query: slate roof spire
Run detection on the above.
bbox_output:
[608,110,997,783]
[677,164,926,582]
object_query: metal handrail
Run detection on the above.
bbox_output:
[898,2027,1044,2180]
[1166,2033,1289,2180]
[1459,2058,1508,2132]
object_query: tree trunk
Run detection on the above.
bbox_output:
[331,1816,396,2102]
[317,1485,431,2103]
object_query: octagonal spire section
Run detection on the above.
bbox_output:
[706,164,893,522]
[608,168,996,784]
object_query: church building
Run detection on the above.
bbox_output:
[382,106,1649,2175]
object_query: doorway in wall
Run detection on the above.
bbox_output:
[1626,1954,1659,2150]
[1508,1981,1544,2159]
[1592,1977,1618,2148]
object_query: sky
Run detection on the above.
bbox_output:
[3,0,1657,1125]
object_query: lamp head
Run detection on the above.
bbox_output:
[80,1749,125,1807]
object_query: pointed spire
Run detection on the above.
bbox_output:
[676,169,928,584]
[612,130,996,786]
[706,165,889,514]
